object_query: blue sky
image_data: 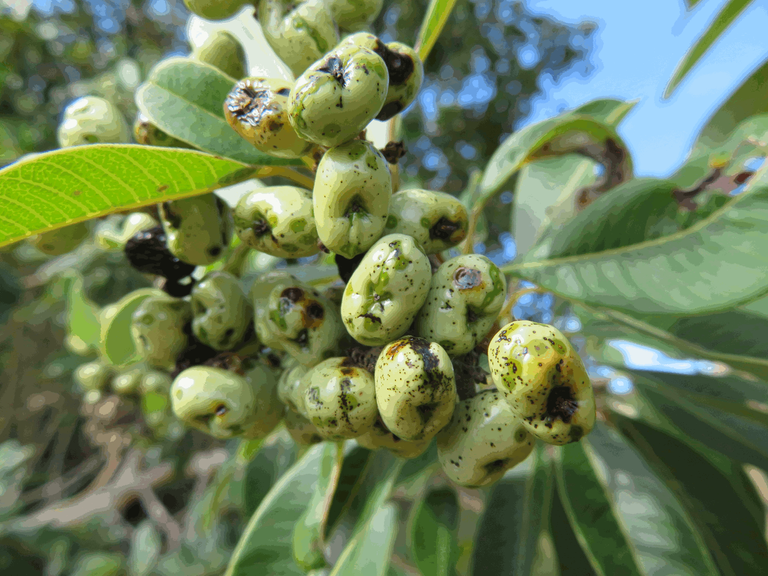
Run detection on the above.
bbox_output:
[524,0,768,177]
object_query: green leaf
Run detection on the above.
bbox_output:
[129,521,162,576]
[570,98,638,126]
[243,430,299,515]
[622,369,768,406]
[550,487,596,576]
[414,0,460,61]
[665,0,755,98]
[556,424,719,576]
[685,0,704,8]
[329,502,398,576]
[617,417,768,575]
[471,447,554,576]
[65,274,101,351]
[293,442,345,571]
[0,145,252,248]
[100,288,163,367]
[136,58,302,167]
[225,443,326,576]
[326,447,375,534]
[505,164,768,315]
[408,487,459,576]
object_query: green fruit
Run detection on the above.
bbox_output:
[341,234,431,346]
[355,417,432,459]
[28,222,89,256]
[284,407,324,445]
[111,364,147,395]
[234,185,319,258]
[224,77,315,159]
[160,193,233,266]
[383,189,468,254]
[184,0,248,20]
[339,33,423,120]
[131,296,192,370]
[191,271,252,350]
[437,389,534,488]
[241,360,284,438]
[75,360,113,392]
[139,370,173,395]
[96,212,158,251]
[251,270,297,351]
[414,254,506,356]
[374,336,456,441]
[260,0,339,77]
[313,140,392,258]
[264,278,347,366]
[57,96,130,147]
[193,30,247,79]
[277,361,310,413]
[133,113,189,148]
[302,357,377,439]
[288,45,388,147]
[327,0,383,29]
[487,321,596,445]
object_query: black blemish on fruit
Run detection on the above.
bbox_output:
[569,425,584,442]
[281,287,305,303]
[306,301,325,320]
[125,226,196,281]
[252,219,271,237]
[161,202,182,229]
[372,40,415,86]
[430,217,463,241]
[277,87,291,96]
[317,56,347,87]
[484,458,508,474]
[294,329,309,347]
[376,101,404,122]
[208,246,222,257]
[416,402,437,423]
[546,386,578,423]
[466,306,480,324]
[380,140,406,164]
[215,404,228,416]
[359,313,381,324]
[226,81,271,127]
[453,267,482,289]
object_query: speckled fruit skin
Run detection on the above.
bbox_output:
[313,140,392,259]
[224,78,314,159]
[75,360,113,392]
[374,336,457,441]
[277,362,310,414]
[183,0,247,20]
[260,0,339,77]
[288,45,388,148]
[233,185,319,258]
[29,223,89,256]
[302,357,377,439]
[488,321,596,445]
[414,254,506,356]
[284,408,324,445]
[160,193,233,266]
[57,96,130,148]
[328,0,383,29]
[355,417,432,459]
[437,389,534,487]
[383,189,468,254]
[191,271,252,350]
[338,33,423,120]
[131,296,192,370]
[264,278,347,366]
[341,234,431,346]
[251,270,296,352]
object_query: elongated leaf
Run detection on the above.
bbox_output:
[471,447,553,576]
[570,98,638,126]
[665,0,754,97]
[557,424,719,576]
[0,145,252,248]
[100,288,163,367]
[624,369,768,406]
[136,58,301,166]
[326,447,375,534]
[225,444,326,576]
[66,274,101,351]
[129,521,162,576]
[243,430,298,515]
[329,503,398,576]
[685,0,704,7]
[618,417,768,575]
[550,488,596,576]
[409,487,459,576]
[414,0,460,61]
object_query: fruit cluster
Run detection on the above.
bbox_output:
[50,0,596,488]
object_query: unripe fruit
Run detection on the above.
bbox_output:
[131,296,192,370]
[159,193,233,266]
[124,225,196,281]
[57,96,130,148]
[133,114,189,148]
[28,223,89,256]
[488,321,596,445]
[384,189,468,254]
[191,271,252,350]
[139,370,173,395]
[437,389,534,487]
[414,254,506,356]
[302,357,377,439]
[75,360,113,392]
[284,407,324,445]
[355,417,432,459]
[233,185,319,258]
[224,78,315,159]
[327,0,383,30]
[193,30,247,80]
[241,360,284,438]
[183,0,248,20]
[260,0,339,77]
[111,365,147,395]
[277,361,310,414]
[341,234,431,346]
[288,45,388,148]
[374,336,456,441]
[313,140,392,258]
[96,212,158,251]
[251,270,297,351]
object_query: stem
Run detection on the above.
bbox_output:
[259,166,315,189]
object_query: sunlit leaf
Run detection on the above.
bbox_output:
[414,0,460,61]
[329,503,398,576]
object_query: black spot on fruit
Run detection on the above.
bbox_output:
[430,217,463,241]
[317,56,346,86]
[225,80,272,127]
[281,287,305,303]
[546,386,578,423]
[124,225,196,281]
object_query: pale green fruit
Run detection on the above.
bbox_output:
[284,407,324,445]
[437,389,534,488]
[488,321,596,445]
[277,361,310,414]
[355,417,432,459]
[224,77,315,159]
[133,113,189,148]
[233,185,319,258]
[193,31,247,79]
[313,140,392,258]
[264,279,347,366]
[131,296,191,370]
[160,193,233,266]
[139,370,173,395]
[288,45,388,148]
[183,0,248,20]
[374,336,456,441]
[383,189,468,254]
[75,360,113,392]
[241,360,284,438]
[28,223,89,256]
[191,271,252,350]
[111,365,147,395]
[251,270,297,351]
[57,96,130,147]
[414,254,506,356]
[327,0,383,29]
[260,0,339,77]
[302,357,377,439]
[341,234,431,346]
[96,212,158,251]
